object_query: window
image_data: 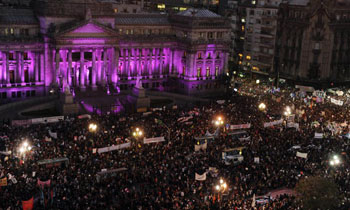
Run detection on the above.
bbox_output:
[9,52,14,60]
[157,4,165,9]
[314,42,320,50]
[133,9,137,13]
[215,66,219,76]
[23,52,28,60]
[10,28,14,35]
[183,66,186,76]
[17,91,21,98]
[241,18,246,23]
[130,29,134,35]
[207,53,211,59]
[114,8,118,13]
[12,92,16,98]
[216,52,220,58]
[4,28,8,36]
[26,91,30,97]
[246,55,251,60]
[206,67,210,77]
[126,29,129,35]
[197,67,201,77]
[198,53,202,59]
[119,29,123,33]
[208,32,213,39]
[242,26,245,31]
[183,51,187,58]
[217,32,223,38]
[200,32,204,38]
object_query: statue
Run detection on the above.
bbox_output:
[135,75,143,89]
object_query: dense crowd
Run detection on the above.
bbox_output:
[1,82,350,209]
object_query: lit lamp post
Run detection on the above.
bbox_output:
[330,155,341,166]
[132,127,143,148]
[284,106,292,117]
[256,79,260,84]
[89,123,98,132]
[258,103,266,111]
[18,141,32,160]
[215,178,228,208]
[214,116,224,126]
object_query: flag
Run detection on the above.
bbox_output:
[195,172,207,181]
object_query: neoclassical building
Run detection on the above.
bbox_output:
[275,0,350,84]
[0,0,230,102]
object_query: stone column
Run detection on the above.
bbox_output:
[16,52,21,83]
[169,49,174,75]
[35,52,39,82]
[92,48,97,90]
[68,49,72,86]
[188,53,195,78]
[40,52,44,82]
[55,49,60,85]
[80,49,85,90]
[212,52,216,78]
[97,49,102,84]
[1,52,5,84]
[115,47,119,83]
[138,48,142,76]
[202,53,206,78]
[160,48,164,77]
[5,52,9,84]
[61,49,67,87]
[108,47,114,84]
[102,48,107,86]
[127,48,131,77]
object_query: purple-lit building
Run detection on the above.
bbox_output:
[0,0,230,102]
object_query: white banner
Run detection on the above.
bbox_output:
[314,133,323,139]
[254,157,260,163]
[32,116,64,124]
[230,123,251,130]
[177,116,193,123]
[331,98,343,106]
[287,122,299,130]
[98,142,131,154]
[194,142,207,151]
[263,119,283,128]
[77,114,91,119]
[143,137,165,144]
[195,172,207,181]
[142,112,152,117]
[216,100,225,104]
[48,130,57,139]
[239,136,251,141]
[0,151,11,155]
[296,152,308,159]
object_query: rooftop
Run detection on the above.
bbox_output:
[0,8,38,25]
[177,8,222,18]
[115,14,170,25]
[288,0,310,6]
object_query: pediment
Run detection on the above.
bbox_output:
[56,20,117,38]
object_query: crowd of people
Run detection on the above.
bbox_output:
[1,81,350,209]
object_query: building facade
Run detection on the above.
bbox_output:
[276,0,350,84]
[243,0,281,75]
[0,0,230,103]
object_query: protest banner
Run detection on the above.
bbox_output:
[287,122,299,130]
[97,167,127,176]
[296,152,308,159]
[143,137,165,144]
[48,130,57,139]
[97,142,131,154]
[216,100,225,104]
[263,119,283,128]
[314,133,323,139]
[11,119,32,127]
[142,112,152,117]
[239,136,251,141]
[77,114,92,119]
[194,142,207,151]
[38,157,69,167]
[331,98,344,106]
[195,172,207,181]
[177,116,193,123]
[230,123,251,130]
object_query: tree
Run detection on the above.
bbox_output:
[295,176,341,210]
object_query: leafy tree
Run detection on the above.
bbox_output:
[295,176,341,210]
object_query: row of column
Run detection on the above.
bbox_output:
[54,48,116,89]
[0,51,43,85]
[118,48,174,77]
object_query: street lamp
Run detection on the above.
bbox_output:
[133,127,143,137]
[284,106,291,117]
[330,155,341,166]
[18,141,32,159]
[89,123,98,132]
[214,116,224,126]
[214,178,228,207]
[258,103,266,111]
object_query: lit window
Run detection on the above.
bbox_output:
[238,61,242,65]
[252,66,259,71]
[238,53,243,58]
[126,30,129,35]
[198,53,202,59]
[207,53,211,58]
[206,67,210,77]
[157,4,165,9]
[4,28,8,35]
[179,7,187,11]
[252,0,256,4]
[183,51,187,57]
[242,26,245,31]
[182,66,186,76]
[241,18,246,23]
[114,8,118,13]
[215,66,219,76]
[246,55,251,60]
